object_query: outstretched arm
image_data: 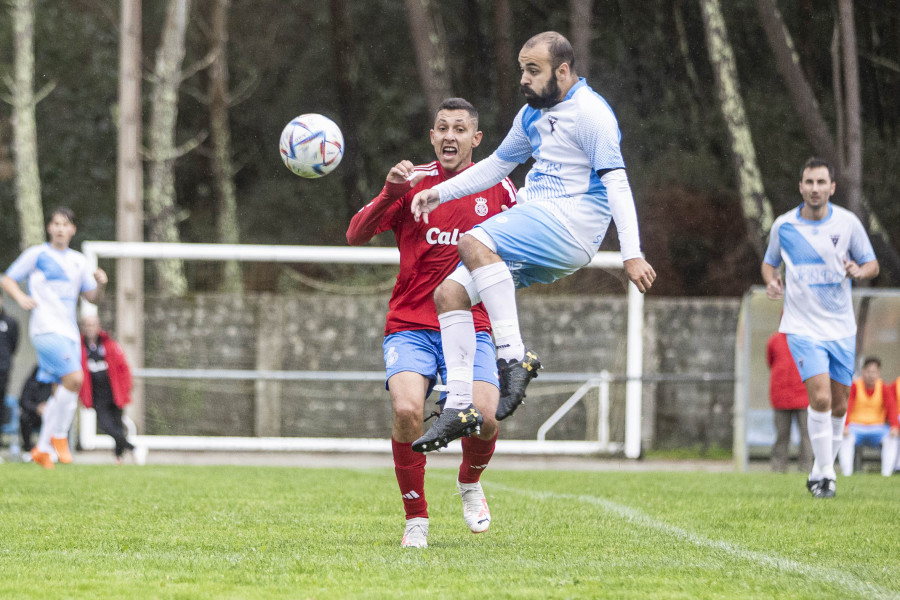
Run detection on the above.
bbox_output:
[347,161,424,245]
[412,153,516,223]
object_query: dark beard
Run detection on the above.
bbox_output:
[521,76,561,109]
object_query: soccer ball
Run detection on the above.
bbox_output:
[279,113,345,178]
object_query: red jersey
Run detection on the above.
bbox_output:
[346,161,516,335]
[765,332,808,410]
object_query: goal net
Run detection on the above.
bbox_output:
[733,285,900,470]
[77,242,645,458]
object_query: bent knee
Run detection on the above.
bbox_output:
[434,280,471,314]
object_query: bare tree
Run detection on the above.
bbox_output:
[569,0,592,77]
[836,0,862,218]
[4,0,53,248]
[145,0,193,295]
[207,0,242,293]
[493,0,516,124]
[330,0,366,220]
[116,0,146,432]
[404,0,452,115]
[699,0,773,258]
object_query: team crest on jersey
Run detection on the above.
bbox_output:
[548,115,558,134]
[830,234,840,246]
[474,196,488,217]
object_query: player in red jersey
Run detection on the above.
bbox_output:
[347,98,516,548]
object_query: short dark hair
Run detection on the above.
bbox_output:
[862,356,881,368]
[523,31,576,74]
[800,157,835,182]
[48,207,76,225]
[435,97,478,126]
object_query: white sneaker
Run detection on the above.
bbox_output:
[133,445,148,466]
[457,480,491,533]
[401,517,428,548]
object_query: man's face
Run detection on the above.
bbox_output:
[519,43,561,109]
[799,166,835,210]
[862,362,881,387]
[81,315,101,341]
[430,109,482,174]
[46,214,76,249]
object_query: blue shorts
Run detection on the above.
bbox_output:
[468,202,590,289]
[846,423,890,447]
[383,330,499,400]
[32,333,82,384]
[785,334,855,386]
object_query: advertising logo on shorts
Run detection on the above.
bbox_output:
[474,196,488,217]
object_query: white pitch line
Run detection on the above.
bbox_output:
[487,482,899,600]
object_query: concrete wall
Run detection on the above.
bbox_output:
[4,293,740,451]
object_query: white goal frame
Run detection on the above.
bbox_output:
[80,241,645,458]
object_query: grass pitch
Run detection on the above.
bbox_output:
[1,463,898,599]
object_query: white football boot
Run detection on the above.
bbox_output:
[401,517,429,548]
[457,480,491,533]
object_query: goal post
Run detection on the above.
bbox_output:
[81,241,645,458]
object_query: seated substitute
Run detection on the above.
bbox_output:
[838,357,898,477]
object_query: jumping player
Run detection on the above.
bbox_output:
[346,98,516,548]
[410,32,655,451]
[2,207,107,468]
[762,157,879,498]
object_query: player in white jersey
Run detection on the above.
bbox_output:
[1,208,108,468]
[409,32,655,451]
[762,158,879,498]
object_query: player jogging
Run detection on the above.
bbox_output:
[346,98,516,548]
[762,157,879,498]
[410,32,655,451]
[2,208,108,469]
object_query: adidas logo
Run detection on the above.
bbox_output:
[470,463,489,470]
[402,490,420,500]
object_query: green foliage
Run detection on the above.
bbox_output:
[1,0,898,292]
[1,464,898,598]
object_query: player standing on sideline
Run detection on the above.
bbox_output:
[762,157,879,498]
[346,98,516,548]
[1,208,108,468]
[410,32,655,451]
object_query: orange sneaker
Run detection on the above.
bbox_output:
[31,447,55,470]
[50,437,73,464]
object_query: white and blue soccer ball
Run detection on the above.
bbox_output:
[279,113,344,178]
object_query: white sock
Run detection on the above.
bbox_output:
[807,408,835,480]
[830,416,845,466]
[37,396,61,453]
[471,262,522,361]
[439,310,475,411]
[53,386,80,438]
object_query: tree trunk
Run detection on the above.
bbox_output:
[493,0,515,125]
[116,0,146,433]
[754,0,837,163]
[837,0,863,219]
[146,0,190,296]
[404,0,452,115]
[9,0,46,249]
[699,0,773,258]
[329,0,366,220]
[569,0,592,77]
[208,0,242,293]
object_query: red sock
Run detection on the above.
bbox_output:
[459,430,498,484]
[392,438,427,519]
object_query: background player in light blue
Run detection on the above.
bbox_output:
[410,31,656,451]
[1,208,108,468]
[762,157,879,498]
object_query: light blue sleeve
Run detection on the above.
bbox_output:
[763,221,783,267]
[80,263,98,293]
[494,106,535,164]
[848,217,876,265]
[5,246,42,282]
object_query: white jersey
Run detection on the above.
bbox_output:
[433,78,642,261]
[764,203,876,341]
[5,243,97,343]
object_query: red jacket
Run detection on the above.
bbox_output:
[80,331,133,409]
[766,332,808,410]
